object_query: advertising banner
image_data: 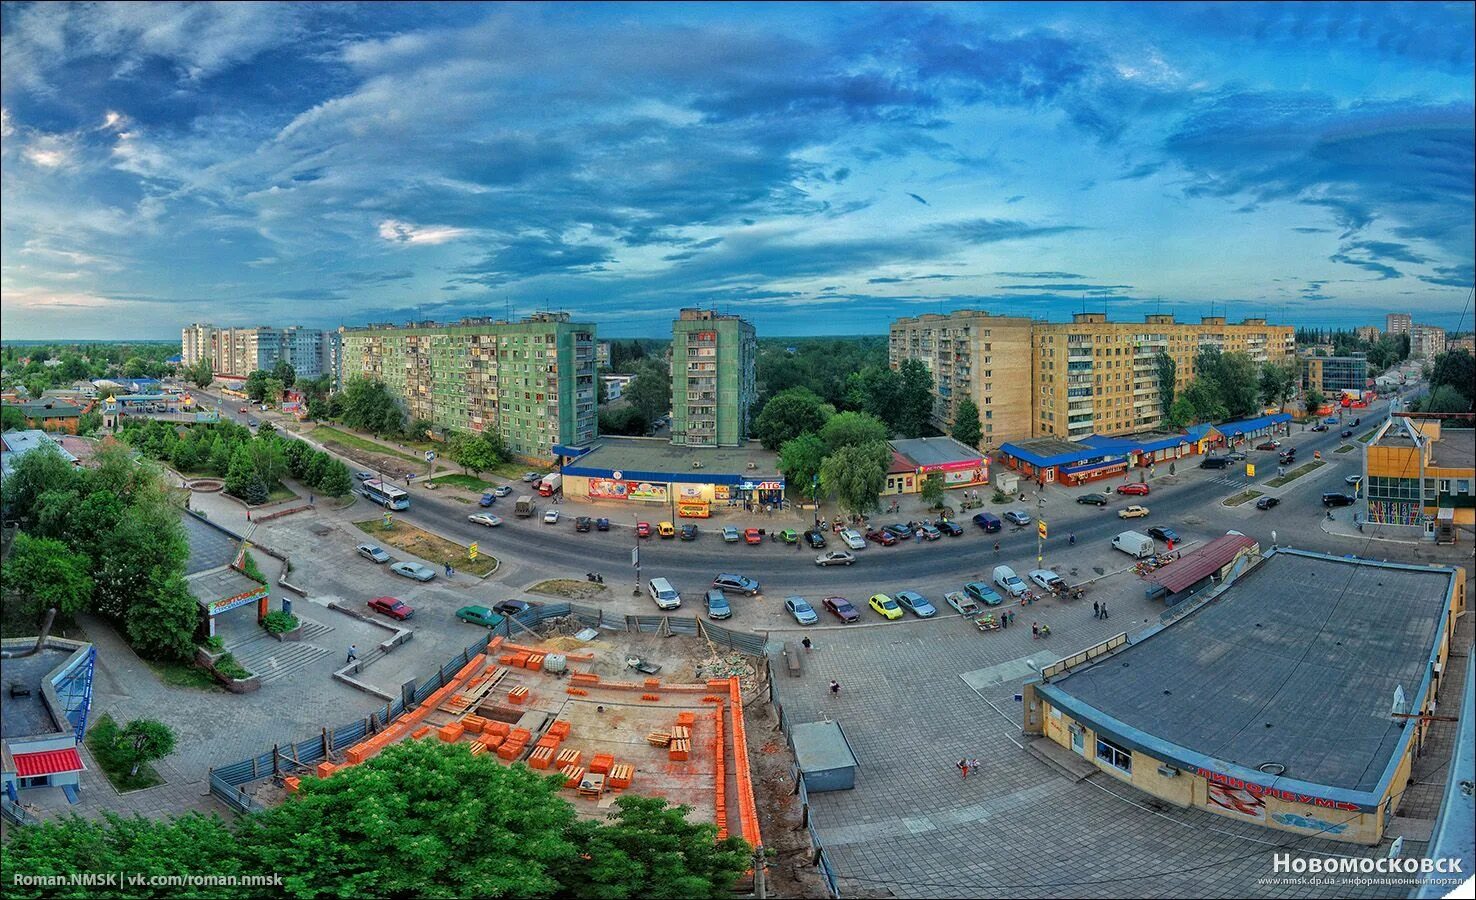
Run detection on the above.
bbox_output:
[588,479,668,503]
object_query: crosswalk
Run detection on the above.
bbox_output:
[1208,476,1254,488]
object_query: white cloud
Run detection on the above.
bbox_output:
[101,110,128,131]
[0,107,13,138]
[23,136,72,168]
[378,219,471,246]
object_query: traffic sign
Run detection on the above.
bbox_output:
[424,450,436,461]
[469,542,479,560]
[382,512,393,527]
[1246,463,1256,478]
[1038,520,1048,539]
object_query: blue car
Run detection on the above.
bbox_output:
[479,492,495,507]
[964,581,1004,607]
[894,590,937,618]
[972,512,1002,533]
[785,596,819,626]
[1325,415,1340,423]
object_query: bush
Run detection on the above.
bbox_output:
[240,551,268,585]
[262,611,299,634]
[991,489,1008,504]
[214,653,253,680]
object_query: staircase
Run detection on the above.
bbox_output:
[223,617,335,684]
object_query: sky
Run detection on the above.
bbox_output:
[2,1,1473,340]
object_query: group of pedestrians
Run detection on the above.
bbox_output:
[1092,601,1109,620]
[956,756,983,778]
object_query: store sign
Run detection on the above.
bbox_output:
[1195,768,1361,811]
[209,585,268,616]
[588,479,668,502]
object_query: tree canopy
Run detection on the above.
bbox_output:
[754,388,832,451]
[951,397,982,449]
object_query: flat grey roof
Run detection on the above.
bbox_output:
[0,646,74,738]
[889,436,983,466]
[1008,436,1082,456]
[1433,429,1475,470]
[1042,551,1454,792]
[186,566,266,607]
[791,720,858,774]
[182,512,239,575]
[573,436,780,476]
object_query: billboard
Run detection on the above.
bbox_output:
[587,479,669,503]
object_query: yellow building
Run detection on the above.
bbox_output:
[1364,415,1475,538]
[1025,549,1466,846]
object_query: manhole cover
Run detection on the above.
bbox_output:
[310,523,333,536]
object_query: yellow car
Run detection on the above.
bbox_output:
[1118,505,1151,519]
[868,593,903,620]
[657,521,676,538]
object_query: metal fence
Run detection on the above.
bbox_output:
[767,647,843,898]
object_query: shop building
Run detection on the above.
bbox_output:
[883,436,989,495]
[1302,354,1369,397]
[1025,549,1467,845]
[1364,415,1475,540]
[556,436,784,516]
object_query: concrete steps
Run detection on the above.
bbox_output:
[231,641,333,684]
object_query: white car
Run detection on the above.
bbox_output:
[543,509,560,524]
[467,513,502,527]
[356,543,390,563]
[1028,569,1064,592]
[815,550,856,567]
[839,528,866,550]
[390,561,436,582]
[1118,505,1151,519]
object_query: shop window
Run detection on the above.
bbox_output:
[1095,736,1132,773]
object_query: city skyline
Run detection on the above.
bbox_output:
[2,2,1473,340]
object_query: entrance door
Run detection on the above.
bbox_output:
[1069,725,1085,756]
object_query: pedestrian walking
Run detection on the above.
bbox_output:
[970,757,981,774]
[246,508,252,521]
[309,493,315,505]
[957,758,970,779]
[993,540,1000,554]
[1000,612,1008,629]
[346,644,358,664]
[1093,601,1100,618]
[1069,533,1076,546]
[829,679,840,696]
[1032,622,1040,640]
[801,637,813,652]
[1100,602,1108,619]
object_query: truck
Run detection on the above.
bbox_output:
[1111,530,1155,559]
[538,472,562,497]
[515,496,536,518]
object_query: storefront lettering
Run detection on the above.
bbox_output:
[1195,768,1361,811]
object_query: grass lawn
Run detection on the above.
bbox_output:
[353,519,499,576]
[431,472,496,491]
[489,460,544,481]
[1222,489,1263,507]
[264,483,298,504]
[1334,444,1356,454]
[86,714,166,792]
[529,578,607,600]
[312,426,421,464]
[1358,429,1378,443]
[1265,460,1325,488]
[145,657,225,692]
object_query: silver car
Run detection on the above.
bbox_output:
[356,543,390,564]
[815,550,856,567]
[390,561,436,582]
[467,513,502,527]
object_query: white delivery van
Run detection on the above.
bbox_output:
[992,565,1028,598]
[1112,531,1155,559]
[647,577,681,610]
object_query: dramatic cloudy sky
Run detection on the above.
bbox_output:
[2,1,1473,339]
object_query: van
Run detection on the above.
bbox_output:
[647,577,681,610]
[1112,531,1155,559]
[1198,456,1230,469]
[972,512,1002,533]
[992,565,1028,598]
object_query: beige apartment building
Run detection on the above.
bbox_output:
[1410,324,1447,359]
[889,311,1295,445]
[1355,326,1381,343]
[1386,313,1412,335]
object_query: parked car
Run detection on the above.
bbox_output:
[354,471,375,481]
[935,519,963,536]
[1255,496,1280,510]
[712,573,761,595]
[356,543,391,563]
[493,599,539,616]
[657,521,675,538]
[723,525,741,542]
[543,509,560,524]
[972,512,1002,532]
[823,596,860,623]
[1199,456,1231,469]
[992,565,1029,598]
[1146,526,1180,543]
[647,577,681,610]
[575,516,593,532]
[521,472,540,482]
[840,528,867,549]
[1116,482,1150,496]
[1118,505,1151,519]
[467,513,503,527]
[1256,440,1280,451]
[1322,492,1356,507]
[744,527,763,545]
[916,524,942,541]
[368,596,414,620]
[1340,429,1354,438]
[480,492,496,507]
[1002,510,1031,526]
[455,605,504,628]
[883,523,914,539]
[815,550,856,567]
[785,596,819,625]
[390,561,435,582]
[866,528,898,546]
[945,591,982,616]
[637,521,652,538]
[595,517,610,531]
[894,590,937,618]
[1028,569,1064,592]
[1310,423,1328,432]
[680,523,699,541]
[704,589,732,620]
[868,593,903,620]
[964,581,1004,606]
[492,485,514,497]
[803,529,827,548]
[1076,493,1110,505]
[778,528,800,544]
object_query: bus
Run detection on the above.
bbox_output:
[360,479,411,510]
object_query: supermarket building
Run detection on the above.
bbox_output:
[1024,549,1466,845]
[556,437,785,517]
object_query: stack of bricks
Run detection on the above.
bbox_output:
[589,753,615,775]
[525,652,546,671]
[461,715,487,735]
[645,730,672,747]
[608,763,634,789]
[508,685,530,705]
[497,727,531,761]
[529,746,556,769]
[555,747,581,770]
[560,763,584,788]
[668,724,690,762]
[438,721,465,743]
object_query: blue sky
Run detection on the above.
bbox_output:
[2,1,1472,339]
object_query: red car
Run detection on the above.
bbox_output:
[1116,482,1150,496]
[822,596,860,623]
[636,522,652,538]
[866,529,898,546]
[743,527,763,545]
[367,596,414,621]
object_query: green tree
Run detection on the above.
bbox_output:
[624,361,672,426]
[819,440,890,516]
[0,534,93,623]
[0,442,81,529]
[919,473,945,508]
[598,406,649,436]
[778,433,826,498]
[1258,360,1296,409]
[1154,349,1177,422]
[1421,385,1473,415]
[246,438,287,487]
[754,388,831,451]
[843,365,904,428]
[895,358,935,437]
[451,430,502,474]
[951,397,982,449]
[123,571,199,661]
[1429,350,1475,405]
[114,720,177,778]
[189,357,215,389]
[318,459,354,498]
[91,501,189,624]
[262,377,285,407]
[78,410,103,436]
[1166,395,1196,428]
[208,437,233,476]
[2,404,26,431]
[819,410,889,454]
[1180,379,1228,424]
[271,358,296,388]
[339,377,405,436]
[1215,351,1261,419]
[1304,387,1327,412]
[243,370,269,402]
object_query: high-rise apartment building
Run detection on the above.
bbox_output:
[1409,325,1447,359]
[888,311,1295,445]
[337,313,596,459]
[887,311,1034,449]
[1302,354,1369,397]
[181,324,337,378]
[1386,313,1412,335]
[669,308,757,447]
[1355,326,1381,344]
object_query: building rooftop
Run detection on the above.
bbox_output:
[1,429,78,476]
[565,436,780,478]
[1433,428,1475,471]
[889,436,983,467]
[182,512,241,576]
[185,566,266,610]
[0,641,84,739]
[791,720,859,776]
[1039,550,1457,793]
[10,399,83,418]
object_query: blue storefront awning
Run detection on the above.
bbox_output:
[1216,412,1291,437]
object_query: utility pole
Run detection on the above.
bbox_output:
[632,514,641,597]
[752,846,767,900]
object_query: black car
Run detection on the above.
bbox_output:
[883,523,914,539]
[493,599,540,616]
[803,529,827,549]
[1351,417,1360,426]
[680,523,699,541]
[1255,496,1280,510]
[1199,457,1230,469]
[1076,493,1109,505]
[1340,429,1354,438]
[1322,492,1356,507]
[1310,423,1328,432]
[1146,526,1180,543]
[595,517,610,531]
[936,519,964,536]
[574,516,593,532]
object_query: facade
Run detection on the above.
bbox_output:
[1386,313,1412,335]
[1033,314,1294,441]
[1025,549,1467,846]
[1,635,96,810]
[1364,416,1476,536]
[1354,325,1381,343]
[557,436,784,516]
[669,309,757,448]
[1301,353,1369,396]
[887,310,1034,449]
[181,324,338,378]
[596,341,611,369]
[601,373,635,402]
[883,436,989,495]
[1410,324,1447,359]
[338,313,597,460]
[1449,334,1475,355]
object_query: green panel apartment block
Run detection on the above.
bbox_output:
[338,313,596,459]
[670,308,757,447]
